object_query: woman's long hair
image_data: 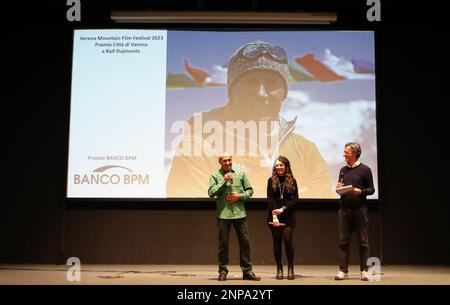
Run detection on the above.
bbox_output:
[271,156,295,193]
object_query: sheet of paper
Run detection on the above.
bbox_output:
[335,185,353,195]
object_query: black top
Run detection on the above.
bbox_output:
[338,163,375,209]
[266,176,299,227]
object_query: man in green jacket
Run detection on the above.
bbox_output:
[208,153,260,281]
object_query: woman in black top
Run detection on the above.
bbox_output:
[267,156,299,280]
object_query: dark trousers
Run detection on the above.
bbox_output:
[217,217,252,274]
[338,207,370,272]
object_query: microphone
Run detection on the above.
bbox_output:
[224,170,233,186]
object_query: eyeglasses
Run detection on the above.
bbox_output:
[241,43,288,62]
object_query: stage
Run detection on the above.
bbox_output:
[1,264,449,285]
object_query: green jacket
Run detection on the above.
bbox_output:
[208,168,253,219]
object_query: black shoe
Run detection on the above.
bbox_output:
[218,271,227,281]
[287,266,295,280]
[243,272,261,281]
[276,266,283,280]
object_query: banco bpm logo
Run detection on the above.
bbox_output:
[74,165,149,185]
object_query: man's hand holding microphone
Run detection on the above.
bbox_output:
[224,172,240,203]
